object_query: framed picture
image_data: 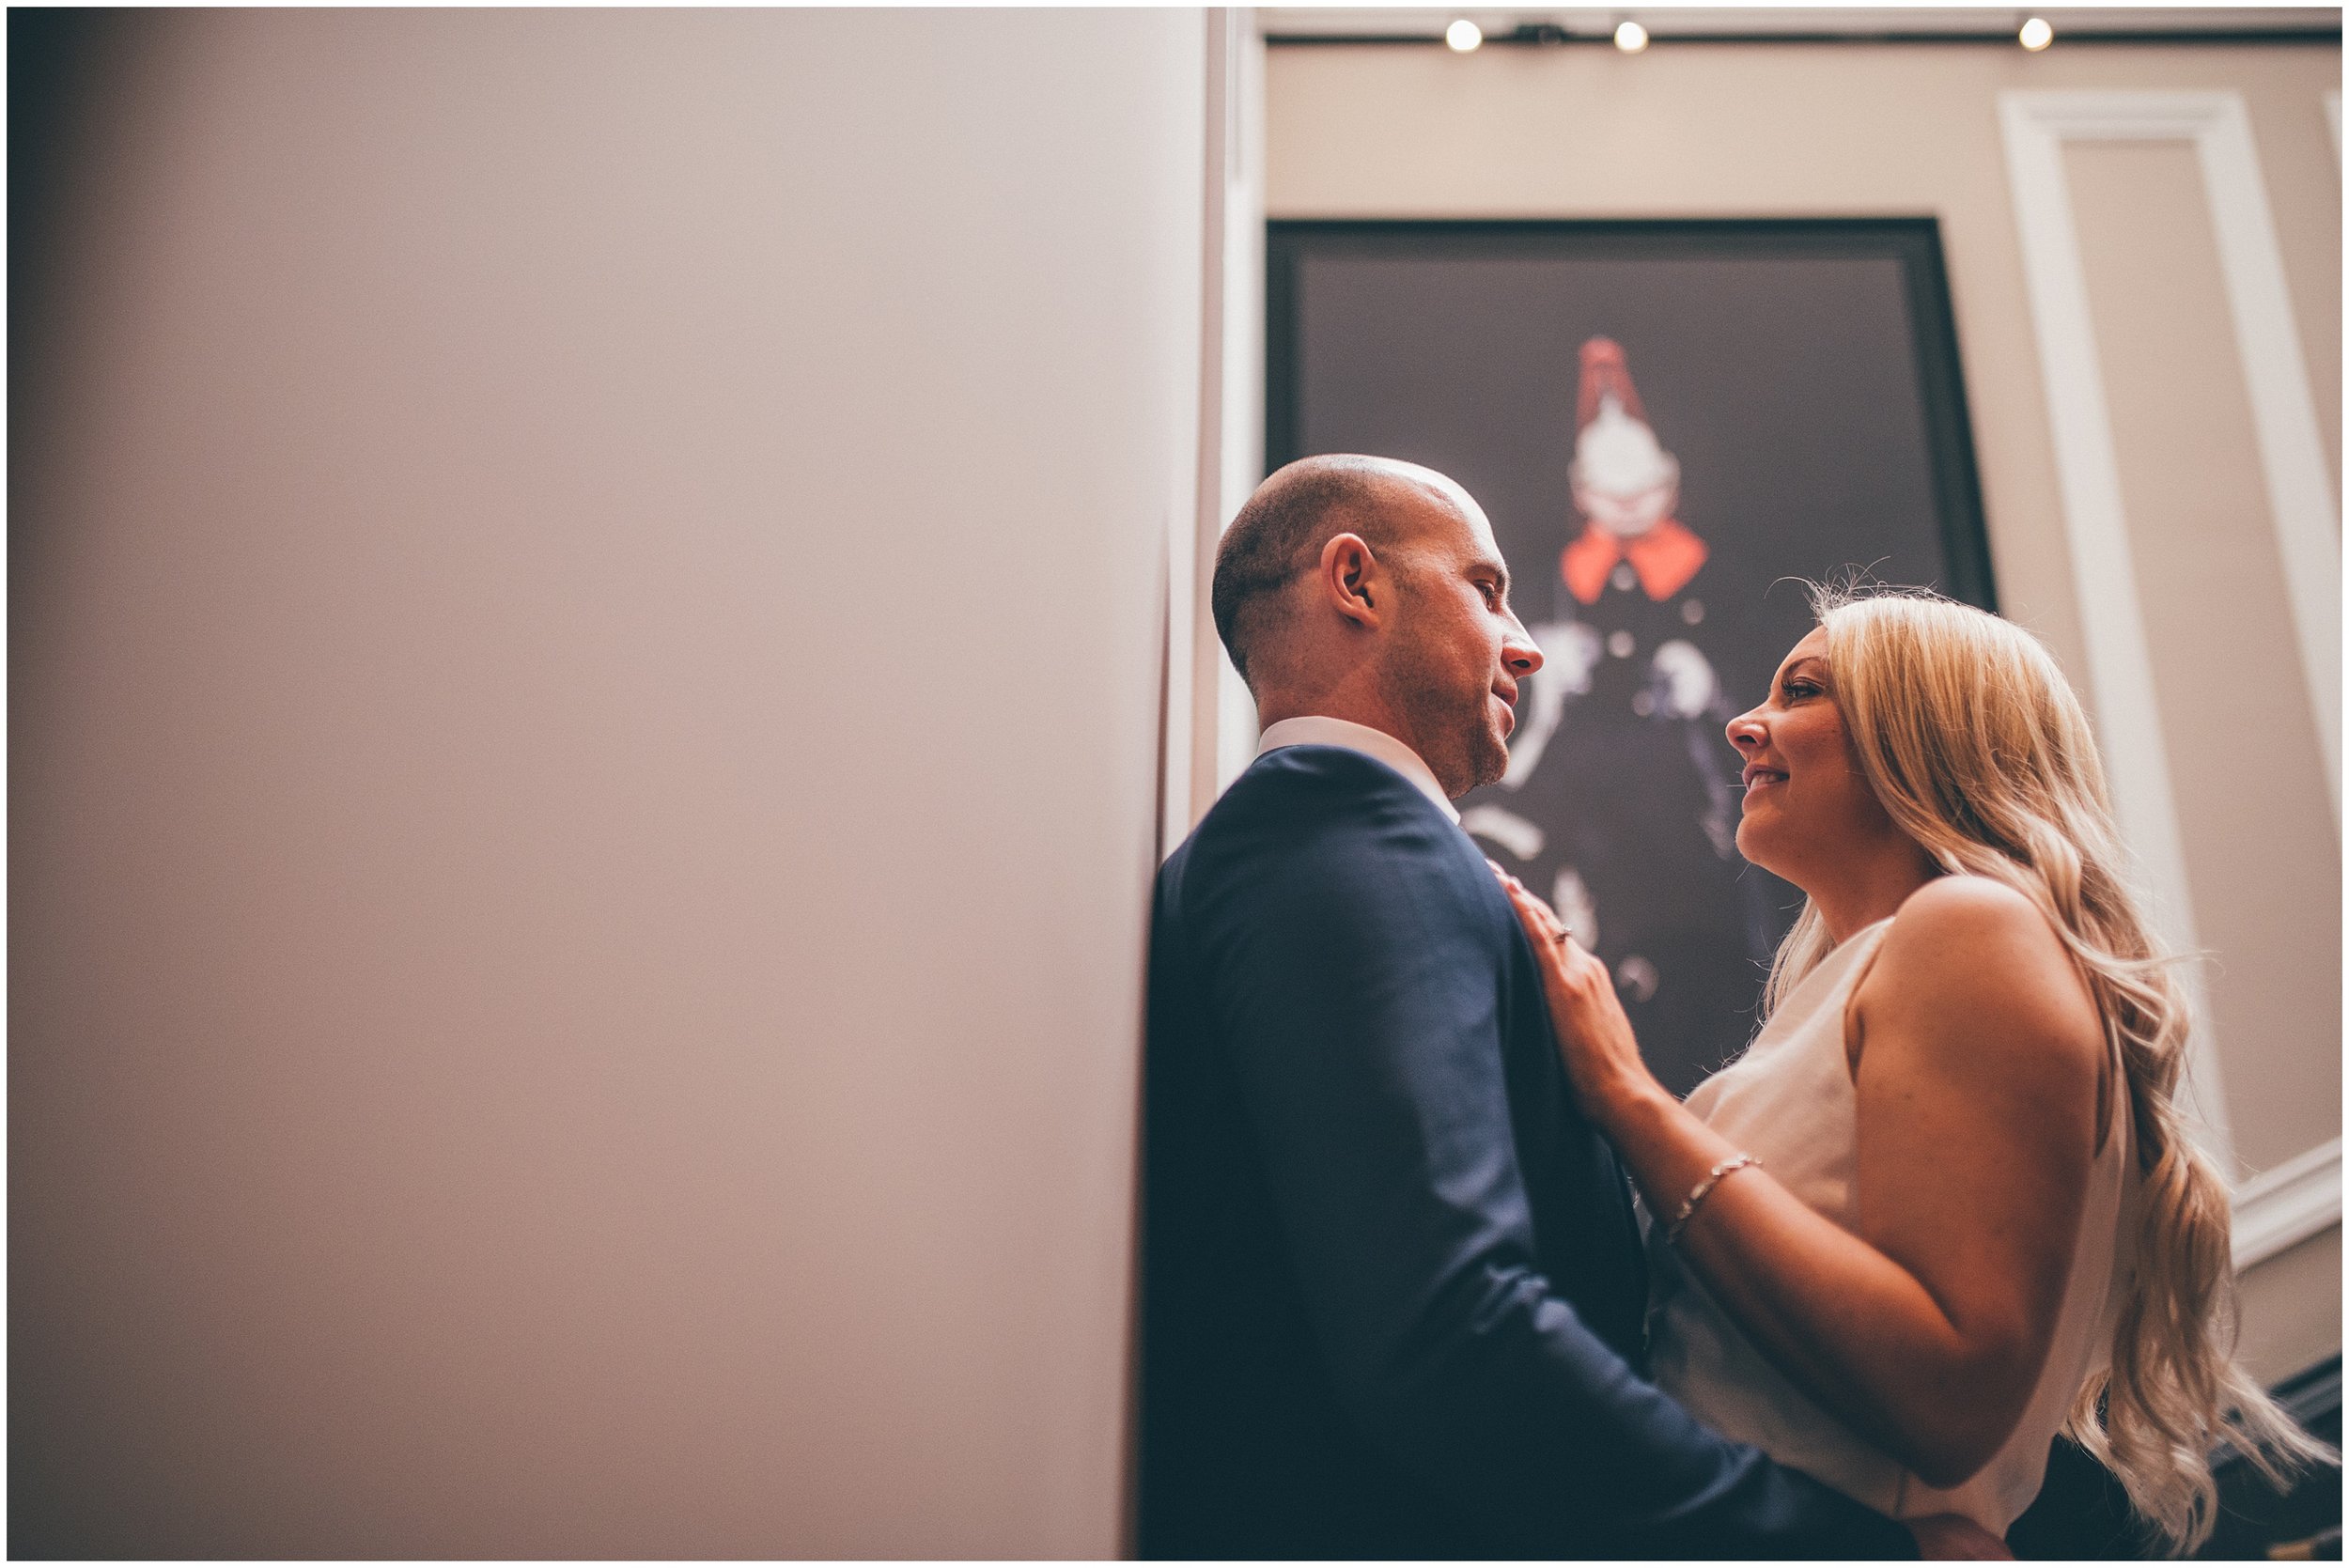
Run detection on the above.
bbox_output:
[1267,218,1994,1096]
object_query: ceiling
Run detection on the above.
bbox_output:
[1260,7,2344,44]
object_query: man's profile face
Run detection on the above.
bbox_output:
[1375,480,1540,798]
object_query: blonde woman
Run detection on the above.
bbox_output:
[1496,588,2326,1550]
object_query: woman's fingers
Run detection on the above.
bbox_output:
[1500,881,1584,970]
[1508,888,1561,943]
[1510,891,1555,939]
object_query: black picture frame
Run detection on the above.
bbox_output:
[1268,218,1995,608]
[1265,218,1996,1094]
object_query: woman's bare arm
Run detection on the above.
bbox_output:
[1505,874,2106,1487]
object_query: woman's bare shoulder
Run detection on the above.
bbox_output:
[1862,875,2102,1069]
[1890,873,2057,949]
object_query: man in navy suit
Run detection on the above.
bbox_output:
[1137,456,1994,1559]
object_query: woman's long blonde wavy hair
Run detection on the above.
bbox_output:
[1760,586,2328,1552]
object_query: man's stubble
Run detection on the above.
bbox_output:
[1380,581,1510,800]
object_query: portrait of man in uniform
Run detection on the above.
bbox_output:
[1268,220,1993,1094]
[1460,335,1779,1095]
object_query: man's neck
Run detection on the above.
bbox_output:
[1253,691,1414,751]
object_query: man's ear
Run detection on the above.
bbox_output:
[1317,533,1384,629]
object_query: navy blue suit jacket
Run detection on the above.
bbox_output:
[1137,745,1916,1560]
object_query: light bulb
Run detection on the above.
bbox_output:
[2018,16,2053,50]
[1446,18,1483,51]
[1614,19,1650,52]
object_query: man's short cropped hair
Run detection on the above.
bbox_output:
[1211,456,1410,687]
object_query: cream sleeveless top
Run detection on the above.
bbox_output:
[1645,916,2138,1531]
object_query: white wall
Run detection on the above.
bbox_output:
[1166,13,1270,842]
[1266,36,2341,1384]
[10,9,1203,1556]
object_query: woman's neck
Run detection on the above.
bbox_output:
[1800,838,1940,944]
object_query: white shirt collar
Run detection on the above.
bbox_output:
[1254,716,1461,824]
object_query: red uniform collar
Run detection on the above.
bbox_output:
[1561,516,1708,605]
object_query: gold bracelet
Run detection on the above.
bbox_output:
[1664,1152,1761,1247]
